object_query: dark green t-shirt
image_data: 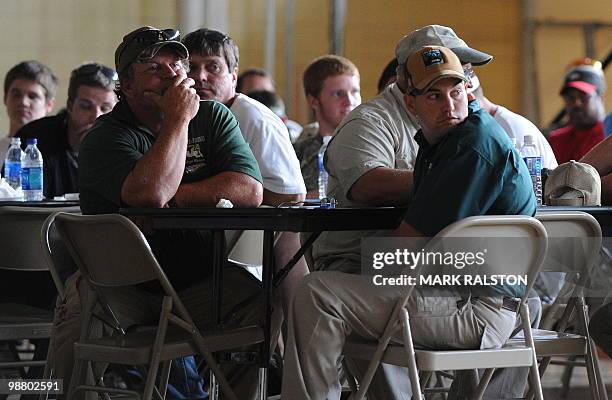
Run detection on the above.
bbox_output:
[79,99,261,214]
[78,99,262,289]
[404,104,537,298]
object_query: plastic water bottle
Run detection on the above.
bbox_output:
[21,138,44,201]
[519,135,542,205]
[4,137,24,190]
[317,136,332,199]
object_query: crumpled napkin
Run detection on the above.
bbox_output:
[0,178,23,199]
[216,198,233,208]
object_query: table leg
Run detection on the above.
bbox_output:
[212,230,225,328]
[259,230,274,399]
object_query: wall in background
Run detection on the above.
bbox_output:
[0,0,609,135]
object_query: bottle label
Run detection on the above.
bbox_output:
[21,167,43,191]
[5,161,21,188]
[522,156,541,176]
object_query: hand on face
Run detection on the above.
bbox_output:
[143,75,199,123]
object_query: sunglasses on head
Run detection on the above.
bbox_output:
[73,63,118,82]
[131,28,180,46]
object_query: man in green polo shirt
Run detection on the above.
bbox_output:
[51,26,268,399]
[281,46,536,399]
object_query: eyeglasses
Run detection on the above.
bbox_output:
[72,63,118,82]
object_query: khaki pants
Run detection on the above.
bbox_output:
[49,265,279,400]
[281,272,518,400]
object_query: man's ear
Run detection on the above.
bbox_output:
[45,98,55,114]
[231,67,238,89]
[119,76,134,98]
[403,93,416,114]
[306,94,320,113]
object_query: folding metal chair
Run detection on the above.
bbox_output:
[0,205,80,378]
[517,211,608,400]
[50,212,264,400]
[343,215,548,400]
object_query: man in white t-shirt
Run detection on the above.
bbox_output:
[182,28,308,325]
[468,69,557,169]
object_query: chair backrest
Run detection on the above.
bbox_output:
[419,215,548,299]
[535,212,602,329]
[372,215,548,373]
[535,211,602,276]
[52,212,193,323]
[41,212,80,300]
[0,205,81,271]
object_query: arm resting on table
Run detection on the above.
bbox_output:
[348,167,413,206]
[175,171,263,207]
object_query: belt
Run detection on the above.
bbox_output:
[502,297,520,313]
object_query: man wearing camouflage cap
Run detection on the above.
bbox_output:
[49,26,266,399]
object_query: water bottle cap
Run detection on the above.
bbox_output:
[27,138,37,145]
[523,135,535,145]
[10,137,21,144]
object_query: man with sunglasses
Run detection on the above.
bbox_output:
[50,26,266,399]
[16,62,118,199]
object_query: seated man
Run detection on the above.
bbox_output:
[237,67,303,142]
[281,46,537,399]
[183,28,308,319]
[549,65,607,163]
[293,55,361,198]
[51,26,268,399]
[17,62,118,198]
[1,60,57,161]
[236,67,275,94]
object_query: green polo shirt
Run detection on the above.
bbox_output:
[79,99,261,214]
[78,99,262,289]
[404,105,536,298]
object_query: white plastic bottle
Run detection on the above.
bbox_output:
[519,135,542,205]
[21,138,44,201]
[317,136,332,199]
[4,137,24,191]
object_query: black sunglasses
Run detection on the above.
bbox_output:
[72,63,118,82]
[131,28,180,45]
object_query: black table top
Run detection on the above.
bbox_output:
[0,200,79,207]
[121,206,408,232]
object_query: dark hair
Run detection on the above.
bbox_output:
[4,60,58,100]
[68,62,117,103]
[246,90,285,116]
[237,68,272,93]
[303,55,359,98]
[377,58,398,93]
[182,29,239,72]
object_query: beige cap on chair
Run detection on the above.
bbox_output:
[544,160,601,206]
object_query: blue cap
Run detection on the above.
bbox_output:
[27,138,37,145]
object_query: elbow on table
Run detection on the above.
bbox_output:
[238,180,264,208]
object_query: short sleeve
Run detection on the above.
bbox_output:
[78,120,147,214]
[325,117,399,199]
[191,101,263,184]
